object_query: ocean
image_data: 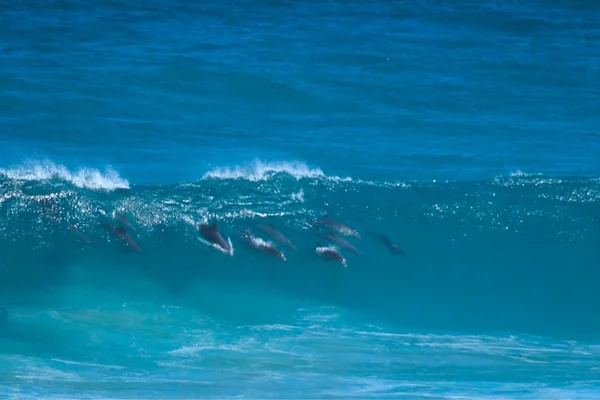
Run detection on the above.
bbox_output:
[1,0,600,398]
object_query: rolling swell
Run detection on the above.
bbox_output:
[1,161,599,339]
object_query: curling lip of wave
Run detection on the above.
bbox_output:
[0,161,130,191]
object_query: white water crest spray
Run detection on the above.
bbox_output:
[0,160,130,190]
[201,159,351,182]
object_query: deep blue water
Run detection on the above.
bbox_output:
[1,0,600,398]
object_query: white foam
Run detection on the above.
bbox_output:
[291,189,305,202]
[50,358,124,370]
[0,160,129,190]
[508,170,544,178]
[249,236,271,248]
[202,159,344,181]
[316,244,338,253]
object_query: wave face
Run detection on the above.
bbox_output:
[1,162,598,339]
[2,162,600,398]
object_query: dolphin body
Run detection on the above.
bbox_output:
[103,221,142,253]
[319,233,362,255]
[116,213,136,232]
[315,242,347,267]
[378,234,407,256]
[248,222,297,251]
[241,231,286,261]
[318,216,360,239]
[199,222,232,255]
[68,224,98,249]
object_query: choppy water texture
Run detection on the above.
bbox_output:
[1,0,600,399]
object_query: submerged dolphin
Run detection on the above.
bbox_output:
[103,221,142,253]
[199,222,232,255]
[116,213,136,232]
[378,234,407,256]
[248,221,297,250]
[318,215,360,239]
[319,233,362,255]
[315,242,347,267]
[68,224,98,249]
[241,231,286,261]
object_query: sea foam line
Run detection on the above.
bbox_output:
[0,160,129,190]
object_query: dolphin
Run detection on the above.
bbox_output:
[319,232,362,255]
[116,213,136,232]
[247,221,297,250]
[378,234,407,256]
[198,222,232,255]
[102,221,142,253]
[315,242,347,267]
[68,224,98,249]
[318,215,360,239]
[241,231,286,261]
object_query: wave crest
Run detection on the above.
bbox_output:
[201,160,327,181]
[0,160,129,191]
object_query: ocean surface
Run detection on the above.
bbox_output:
[1,0,600,398]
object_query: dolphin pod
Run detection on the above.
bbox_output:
[59,209,408,268]
[195,215,407,268]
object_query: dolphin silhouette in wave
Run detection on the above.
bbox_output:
[102,221,142,253]
[247,220,297,250]
[319,232,362,255]
[317,215,360,239]
[315,242,347,267]
[378,234,407,256]
[241,230,286,261]
[198,222,232,256]
[68,224,98,249]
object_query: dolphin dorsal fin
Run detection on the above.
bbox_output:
[316,242,323,247]
[268,224,275,229]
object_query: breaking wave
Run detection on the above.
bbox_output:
[0,159,599,339]
[0,160,130,191]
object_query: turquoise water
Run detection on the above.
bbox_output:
[1,1,600,398]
